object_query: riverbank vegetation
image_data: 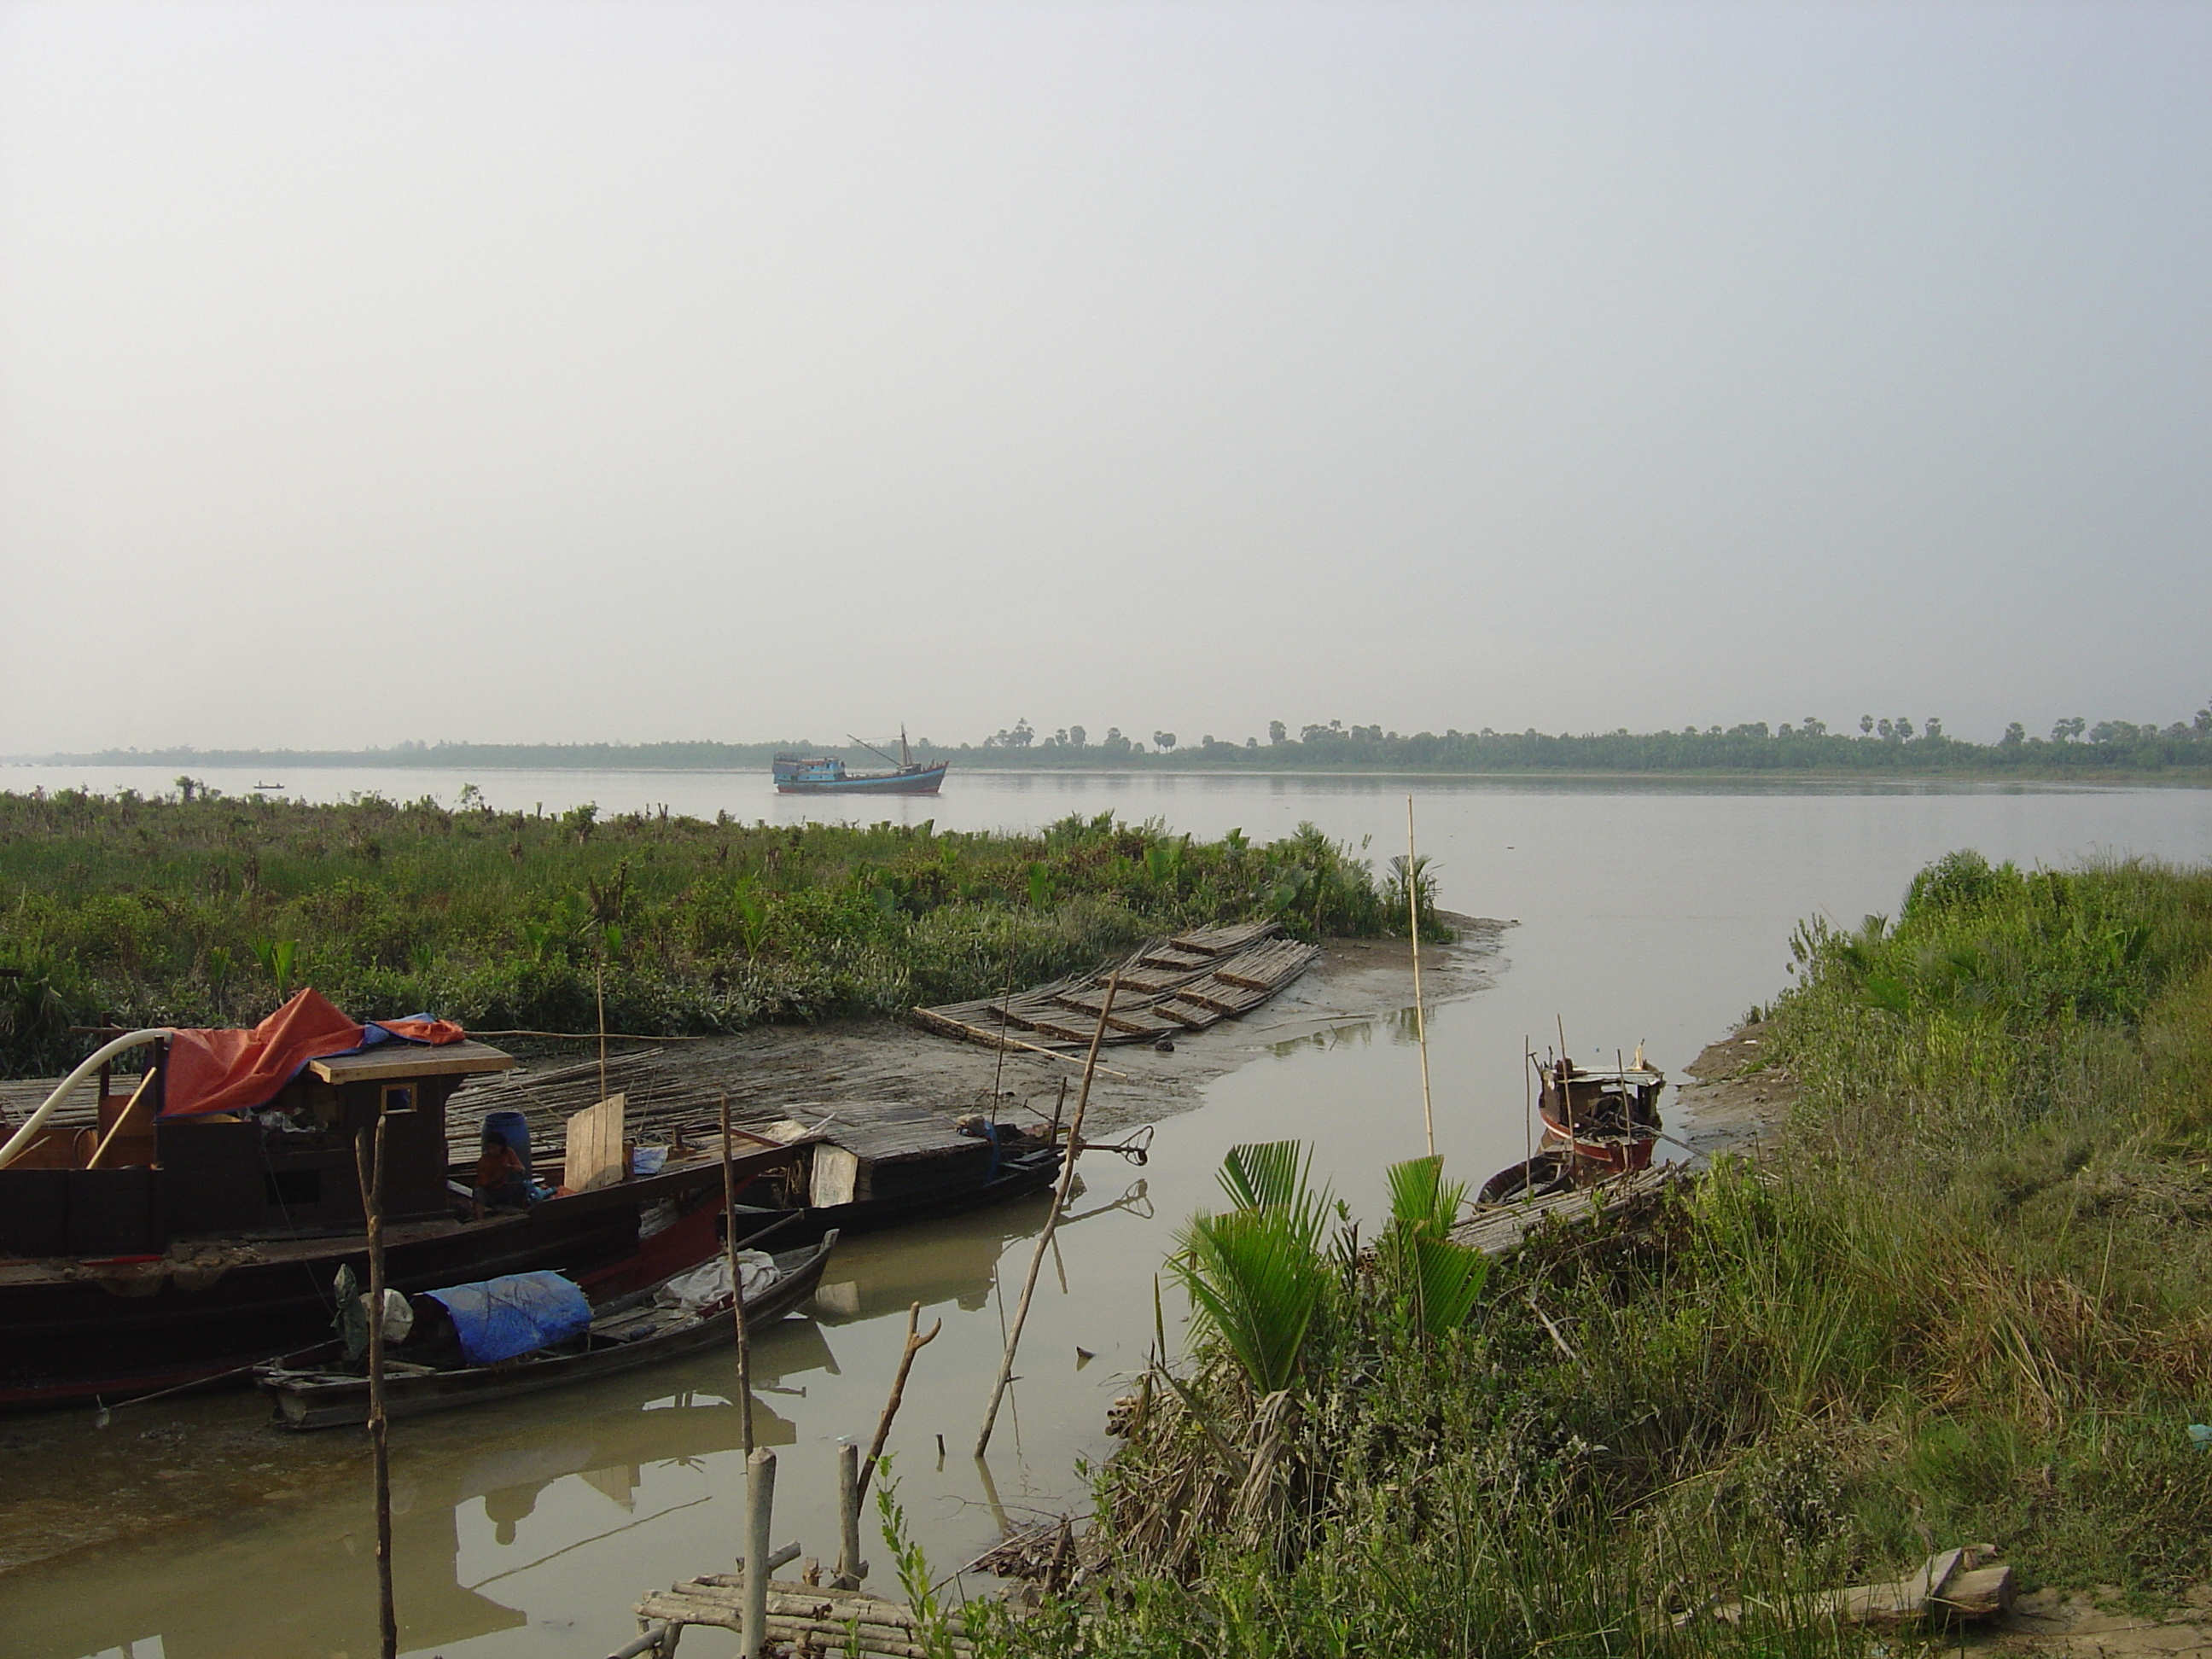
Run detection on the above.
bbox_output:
[946,851,2212,1657]
[0,792,1428,1077]
[38,699,2212,777]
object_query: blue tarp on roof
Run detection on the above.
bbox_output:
[424,1271,591,1365]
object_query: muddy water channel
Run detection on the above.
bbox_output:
[5,771,2209,1659]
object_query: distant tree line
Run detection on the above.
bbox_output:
[963,705,2212,774]
[36,701,2212,775]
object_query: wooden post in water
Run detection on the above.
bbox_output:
[742,1447,776,1657]
[719,1094,755,1456]
[1407,796,1435,1157]
[975,973,1119,1457]
[352,1112,398,1659]
[835,1441,864,1589]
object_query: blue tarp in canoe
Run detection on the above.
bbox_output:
[425,1271,591,1365]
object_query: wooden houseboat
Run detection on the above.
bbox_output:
[0,990,799,1409]
[1536,1054,1665,1173]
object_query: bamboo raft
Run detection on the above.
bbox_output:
[914,922,1319,1051]
[1452,1163,1683,1258]
[633,1576,975,1658]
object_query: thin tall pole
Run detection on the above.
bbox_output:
[720,1094,754,1456]
[596,953,608,1106]
[1523,1039,1534,1184]
[353,1112,397,1659]
[975,972,1120,1456]
[1406,796,1435,1156]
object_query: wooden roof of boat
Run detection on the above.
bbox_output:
[756,1103,991,1166]
[307,1040,517,1083]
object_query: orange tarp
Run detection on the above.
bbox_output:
[160,987,465,1118]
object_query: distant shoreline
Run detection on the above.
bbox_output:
[9,754,2210,788]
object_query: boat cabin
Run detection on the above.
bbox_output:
[771,754,847,786]
[1537,1058,1665,1142]
[754,1104,1040,1208]
[0,1039,515,1258]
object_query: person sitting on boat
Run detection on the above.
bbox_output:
[472,1130,534,1215]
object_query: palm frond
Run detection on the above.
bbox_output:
[1385,1154,1467,1239]
[1219,1139,1330,1254]
[1408,1235,1489,1337]
[1173,1205,1328,1394]
[1218,1140,1306,1211]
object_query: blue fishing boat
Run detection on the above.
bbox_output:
[773,729,946,795]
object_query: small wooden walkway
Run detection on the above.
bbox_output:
[913,922,1318,1051]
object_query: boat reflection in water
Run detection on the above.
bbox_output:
[18,1173,1158,1659]
[28,1316,836,1659]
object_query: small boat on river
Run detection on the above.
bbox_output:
[774,730,946,795]
[254,1233,836,1429]
[1479,1051,1667,1203]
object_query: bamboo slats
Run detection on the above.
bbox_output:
[916,923,1318,1051]
[445,1050,801,1166]
[634,1576,976,1657]
[1452,1164,1682,1259]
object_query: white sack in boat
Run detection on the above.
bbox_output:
[355,1286,414,1342]
[656,1250,778,1311]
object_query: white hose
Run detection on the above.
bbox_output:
[0,1028,169,1170]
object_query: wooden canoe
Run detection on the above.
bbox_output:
[254,1234,836,1430]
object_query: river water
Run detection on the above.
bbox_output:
[6,766,2209,1659]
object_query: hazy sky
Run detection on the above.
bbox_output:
[2,0,2206,754]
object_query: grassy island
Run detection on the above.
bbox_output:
[0,789,1425,1078]
[941,852,2212,1656]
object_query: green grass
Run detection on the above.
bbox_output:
[939,852,2212,1658]
[0,791,1433,1076]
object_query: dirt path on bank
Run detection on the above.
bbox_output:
[1668,1022,1796,1157]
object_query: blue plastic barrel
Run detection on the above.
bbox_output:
[481,1109,533,1174]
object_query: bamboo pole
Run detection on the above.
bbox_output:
[742,1447,776,1658]
[1522,1039,1534,1193]
[597,954,609,1106]
[858,1302,941,1502]
[352,1111,398,1659]
[84,1065,159,1169]
[720,1094,754,1457]
[835,1441,864,1588]
[1556,1015,1578,1173]
[1406,797,1435,1156]
[974,972,1119,1456]
[907,1008,1132,1080]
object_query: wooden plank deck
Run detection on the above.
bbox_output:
[916,923,1319,1051]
